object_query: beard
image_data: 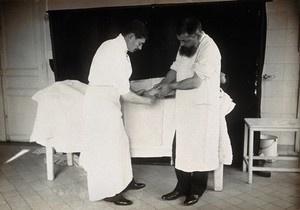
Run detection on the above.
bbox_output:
[179,45,198,57]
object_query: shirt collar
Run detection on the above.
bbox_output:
[116,34,128,54]
[199,31,206,42]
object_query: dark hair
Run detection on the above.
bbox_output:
[176,17,202,36]
[121,20,149,39]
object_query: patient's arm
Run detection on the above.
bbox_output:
[121,92,154,105]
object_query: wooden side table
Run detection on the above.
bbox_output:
[243,118,300,183]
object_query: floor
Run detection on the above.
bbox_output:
[0,143,299,210]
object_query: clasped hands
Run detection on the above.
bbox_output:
[135,82,175,99]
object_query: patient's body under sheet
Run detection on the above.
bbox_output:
[30,80,87,153]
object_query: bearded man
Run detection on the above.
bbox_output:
[154,17,221,206]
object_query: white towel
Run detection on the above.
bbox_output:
[219,89,235,165]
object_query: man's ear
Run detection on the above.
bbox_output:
[127,33,135,40]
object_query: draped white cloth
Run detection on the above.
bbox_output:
[124,78,176,157]
[31,78,234,164]
[31,79,234,191]
[30,80,87,153]
[219,89,235,165]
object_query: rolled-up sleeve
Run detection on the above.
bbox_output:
[170,52,181,72]
[192,40,221,80]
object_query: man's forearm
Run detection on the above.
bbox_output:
[161,70,176,84]
[154,72,202,98]
[170,74,202,90]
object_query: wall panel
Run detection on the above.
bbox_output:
[2,0,46,141]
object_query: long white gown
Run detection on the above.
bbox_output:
[79,34,133,201]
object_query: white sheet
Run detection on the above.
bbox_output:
[30,80,87,153]
[219,89,235,165]
[30,78,233,164]
[124,78,176,157]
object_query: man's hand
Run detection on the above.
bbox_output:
[153,82,164,89]
[155,83,173,98]
[135,89,147,96]
[143,91,156,99]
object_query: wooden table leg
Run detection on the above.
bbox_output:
[67,153,73,166]
[248,129,254,184]
[46,146,54,180]
[243,124,248,172]
[213,163,223,191]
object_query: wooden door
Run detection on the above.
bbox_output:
[1,0,47,142]
[0,18,6,141]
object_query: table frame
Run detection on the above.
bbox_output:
[45,146,224,191]
[243,118,300,184]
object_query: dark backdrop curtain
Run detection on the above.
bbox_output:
[48,1,267,167]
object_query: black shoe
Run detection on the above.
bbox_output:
[104,194,133,205]
[183,194,200,206]
[161,190,184,200]
[126,180,146,190]
[253,171,271,178]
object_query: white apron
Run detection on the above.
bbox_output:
[80,86,133,201]
[174,56,220,172]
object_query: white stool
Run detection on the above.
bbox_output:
[243,118,300,184]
